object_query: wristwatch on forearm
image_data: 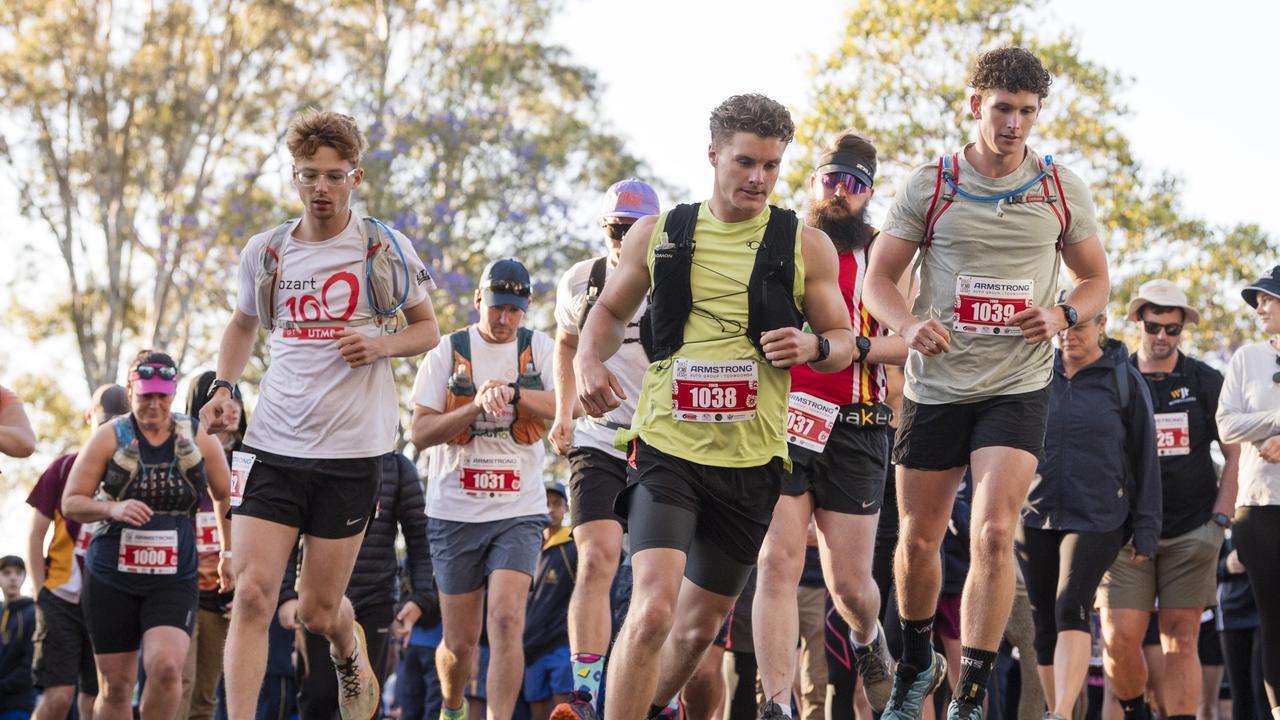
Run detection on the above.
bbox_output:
[1212,512,1231,528]
[814,334,830,363]
[1057,303,1079,328]
[854,335,872,364]
[206,379,240,400]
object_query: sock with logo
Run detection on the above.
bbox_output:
[851,622,880,653]
[645,697,680,720]
[955,646,998,704]
[571,652,605,699]
[441,703,466,720]
[900,616,935,669]
[1117,695,1150,720]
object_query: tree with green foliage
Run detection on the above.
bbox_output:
[787,0,1274,356]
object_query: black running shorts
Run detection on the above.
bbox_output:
[233,446,381,539]
[567,446,628,527]
[892,386,1051,470]
[82,571,198,654]
[783,422,888,514]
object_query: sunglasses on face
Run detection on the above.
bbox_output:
[1142,321,1183,337]
[604,222,635,241]
[485,280,531,298]
[819,172,870,195]
[133,365,177,380]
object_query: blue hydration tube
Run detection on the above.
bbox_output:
[365,217,412,318]
[941,154,1054,203]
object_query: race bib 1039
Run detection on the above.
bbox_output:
[953,275,1034,336]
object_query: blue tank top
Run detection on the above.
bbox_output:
[86,413,207,591]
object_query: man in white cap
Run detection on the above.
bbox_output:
[549,179,660,720]
[1096,279,1240,720]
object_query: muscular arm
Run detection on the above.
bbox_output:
[27,510,51,594]
[792,226,855,372]
[864,233,922,336]
[381,297,441,358]
[1058,235,1110,323]
[863,266,913,366]
[410,403,481,452]
[0,386,36,458]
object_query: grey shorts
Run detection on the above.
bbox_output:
[427,514,548,595]
[1096,519,1225,611]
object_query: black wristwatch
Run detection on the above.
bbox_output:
[813,334,830,363]
[508,382,522,407]
[854,335,872,364]
[206,379,240,400]
[1057,303,1079,328]
[1212,512,1231,528]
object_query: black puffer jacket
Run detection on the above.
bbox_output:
[281,453,436,619]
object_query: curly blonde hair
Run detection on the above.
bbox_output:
[286,109,367,164]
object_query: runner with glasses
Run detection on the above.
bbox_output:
[1095,279,1239,720]
[201,109,440,720]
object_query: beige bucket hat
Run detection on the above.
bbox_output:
[1125,279,1201,324]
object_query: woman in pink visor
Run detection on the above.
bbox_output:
[62,350,232,720]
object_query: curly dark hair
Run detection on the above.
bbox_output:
[286,109,367,164]
[968,47,1053,99]
[709,94,795,147]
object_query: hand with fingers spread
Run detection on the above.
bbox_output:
[1009,304,1068,344]
[110,499,154,527]
[336,328,389,368]
[575,357,625,418]
[902,319,951,356]
[760,328,818,368]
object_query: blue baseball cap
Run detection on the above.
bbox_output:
[479,258,532,312]
[546,482,567,501]
[601,179,659,221]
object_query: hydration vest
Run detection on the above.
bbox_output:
[642,203,804,361]
[253,216,411,332]
[100,414,206,513]
[444,327,548,445]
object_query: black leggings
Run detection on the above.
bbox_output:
[1015,525,1125,665]
[1221,627,1269,720]
[1233,505,1280,711]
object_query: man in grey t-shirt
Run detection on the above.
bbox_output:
[863,48,1110,720]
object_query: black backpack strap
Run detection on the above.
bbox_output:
[746,206,804,356]
[577,256,611,331]
[642,203,699,361]
[1114,361,1131,413]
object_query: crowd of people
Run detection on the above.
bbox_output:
[0,45,1276,720]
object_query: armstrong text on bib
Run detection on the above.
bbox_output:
[786,393,839,453]
[229,451,254,508]
[953,275,1034,336]
[459,455,522,502]
[1154,412,1191,456]
[117,528,179,575]
[670,359,758,423]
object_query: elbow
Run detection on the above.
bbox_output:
[418,323,441,354]
[61,498,89,523]
[12,435,36,458]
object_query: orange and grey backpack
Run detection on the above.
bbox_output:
[443,327,547,445]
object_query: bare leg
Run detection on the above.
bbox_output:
[755,493,813,704]
[93,651,138,720]
[684,644,727,720]
[651,578,738,708]
[485,569,534,720]
[895,467,964,622]
[1100,608,1152,702]
[139,626,191,719]
[604,548,688,720]
[436,587,485,712]
[1052,630,1094,717]
[1159,607,1205,717]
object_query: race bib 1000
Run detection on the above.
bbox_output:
[459,456,522,502]
[117,528,179,575]
[786,393,839,453]
[953,275,1034,336]
[1155,412,1191,456]
[671,359,758,423]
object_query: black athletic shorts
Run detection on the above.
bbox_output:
[892,386,1051,470]
[82,571,198,654]
[233,445,382,539]
[616,439,782,596]
[567,446,628,527]
[783,422,888,514]
[31,589,99,693]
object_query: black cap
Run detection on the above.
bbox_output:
[90,384,129,425]
[479,258,532,312]
[816,149,876,188]
[1242,265,1280,308]
[0,555,24,573]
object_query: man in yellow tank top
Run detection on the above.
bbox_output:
[574,94,855,720]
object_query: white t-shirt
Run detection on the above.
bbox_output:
[1216,341,1280,507]
[413,325,555,523]
[235,213,434,458]
[553,256,649,459]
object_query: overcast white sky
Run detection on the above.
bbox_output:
[2,0,1277,560]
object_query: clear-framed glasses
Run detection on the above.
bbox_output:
[293,167,359,188]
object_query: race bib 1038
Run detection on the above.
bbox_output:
[671,359,758,423]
